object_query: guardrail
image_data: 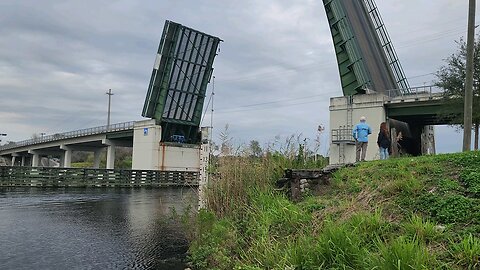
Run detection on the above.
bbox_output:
[331,128,355,144]
[0,166,199,187]
[0,121,135,151]
[386,85,444,99]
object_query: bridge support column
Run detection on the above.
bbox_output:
[31,152,40,167]
[106,146,115,169]
[21,156,25,166]
[93,150,102,168]
[11,152,23,166]
[102,139,116,169]
[60,145,73,168]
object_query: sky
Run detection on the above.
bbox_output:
[0,0,477,154]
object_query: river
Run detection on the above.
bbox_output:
[0,187,197,270]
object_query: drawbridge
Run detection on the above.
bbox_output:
[323,0,452,163]
[142,21,222,144]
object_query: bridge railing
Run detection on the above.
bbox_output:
[331,127,355,144]
[386,85,444,99]
[0,121,135,151]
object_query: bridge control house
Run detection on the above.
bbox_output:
[324,0,439,164]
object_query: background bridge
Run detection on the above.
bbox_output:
[0,121,135,169]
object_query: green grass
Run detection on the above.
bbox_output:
[188,151,480,269]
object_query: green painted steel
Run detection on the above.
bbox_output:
[323,0,369,96]
[386,99,460,125]
[142,20,221,143]
[322,0,409,96]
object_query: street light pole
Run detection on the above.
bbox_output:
[106,89,114,130]
[463,0,476,151]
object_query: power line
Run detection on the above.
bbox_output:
[214,97,331,114]
[406,73,435,80]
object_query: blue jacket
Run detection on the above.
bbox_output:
[352,122,371,142]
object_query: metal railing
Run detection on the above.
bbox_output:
[385,85,444,99]
[0,121,135,151]
[331,127,355,144]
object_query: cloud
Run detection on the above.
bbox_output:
[0,0,476,153]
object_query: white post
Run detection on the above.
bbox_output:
[198,127,211,209]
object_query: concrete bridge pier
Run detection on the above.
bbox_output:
[9,153,26,166]
[28,150,41,167]
[103,139,119,170]
[60,145,73,167]
[11,153,18,166]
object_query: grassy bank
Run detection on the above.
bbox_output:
[188,151,480,269]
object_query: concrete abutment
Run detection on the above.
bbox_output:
[329,93,436,165]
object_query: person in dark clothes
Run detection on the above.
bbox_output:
[377,122,391,160]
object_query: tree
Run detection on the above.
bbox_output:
[248,140,263,158]
[435,36,480,150]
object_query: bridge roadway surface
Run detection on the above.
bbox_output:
[342,0,397,93]
[384,87,451,126]
[0,121,135,169]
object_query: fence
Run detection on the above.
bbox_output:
[385,85,444,99]
[0,166,199,187]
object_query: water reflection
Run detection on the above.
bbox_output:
[0,187,197,270]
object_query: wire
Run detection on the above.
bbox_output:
[214,99,327,114]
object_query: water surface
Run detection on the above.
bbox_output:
[0,187,197,270]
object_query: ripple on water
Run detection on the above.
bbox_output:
[0,187,196,270]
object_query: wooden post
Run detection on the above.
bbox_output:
[390,128,398,157]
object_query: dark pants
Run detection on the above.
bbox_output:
[356,141,368,162]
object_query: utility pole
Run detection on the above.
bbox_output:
[463,0,476,151]
[106,89,114,130]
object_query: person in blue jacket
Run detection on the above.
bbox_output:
[352,116,372,162]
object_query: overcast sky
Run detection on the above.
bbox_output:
[0,0,477,154]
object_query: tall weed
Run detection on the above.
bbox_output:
[451,234,480,269]
[372,236,432,270]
